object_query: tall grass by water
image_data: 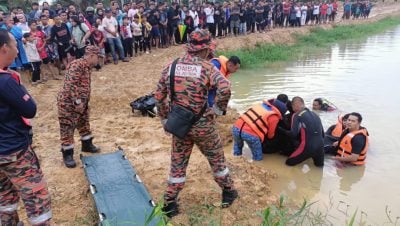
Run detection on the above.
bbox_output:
[219,16,400,68]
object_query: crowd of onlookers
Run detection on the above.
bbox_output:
[0,0,373,85]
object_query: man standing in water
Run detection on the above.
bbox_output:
[57,46,101,168]
[0,29,54,226]
[155,30,237,218]
[333,112,369,165]
[280,96,325,167]
[208,55,241,107]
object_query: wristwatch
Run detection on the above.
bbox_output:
[74,99,82,105]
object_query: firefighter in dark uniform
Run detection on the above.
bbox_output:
[154,30,237,218]
[0,29,53,226]
[57,45,101,168]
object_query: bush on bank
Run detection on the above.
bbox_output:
[219,16,400,68]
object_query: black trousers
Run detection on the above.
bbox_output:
[133,35,143,54]
[123,37,133,58]
[207,23,216,37]
[31,62,41,82]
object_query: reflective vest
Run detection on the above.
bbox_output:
[0,69,32,127]
[239,100,282,141]
[331,114,343,137]
[337,129,368,165]
[212,55,230,79]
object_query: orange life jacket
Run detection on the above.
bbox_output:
[0,69,32,127]
[331,115,344,137]
[337,129,369,165]
[239,100,282,141]
[212,55,230,79]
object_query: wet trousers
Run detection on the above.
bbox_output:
[232,126,263,161]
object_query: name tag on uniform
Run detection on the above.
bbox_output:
[174,64,202,78]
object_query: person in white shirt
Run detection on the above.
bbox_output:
[300,4,308,26]
[204,3,216,37]
[189,6,199,28]
[295,4,301,27]
[120,16,133,58]
[313,3,320,25]
[16,14,30,34]
[128,3,139,19]
[102,8,129,64]
[23,33,42,84]
[131,14,143,56]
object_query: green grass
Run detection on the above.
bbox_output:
[219,16,400,68]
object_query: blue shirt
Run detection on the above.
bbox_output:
[208,59,222,107]
[0,72,36,155]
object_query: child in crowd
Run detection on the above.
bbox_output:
[92,23,106,66]
[29,21,58,80]
[132,14,143,56]
[23,32,42,85]
[120,16,133,58]
[141,15,152,54]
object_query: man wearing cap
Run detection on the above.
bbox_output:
[57,45,101,168]
[85,6,97,26]
[232,99,287,161]
[154,30,237,218]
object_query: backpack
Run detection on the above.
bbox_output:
[130,94,157,117]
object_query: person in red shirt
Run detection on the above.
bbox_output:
[320,2,329,24]
[283,1,291,27]
[91,23,105,66]
[331,0,339,21]
[29,21,58,80]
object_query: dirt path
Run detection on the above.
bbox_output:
[21,2,400,225]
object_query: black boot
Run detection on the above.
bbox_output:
[61,148,76,168]
[81,137,100,153]
[162,201,179,218]
[222,189,238,208]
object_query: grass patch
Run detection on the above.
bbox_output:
[219,16,400,68]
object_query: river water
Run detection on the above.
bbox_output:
[230,26,400,224]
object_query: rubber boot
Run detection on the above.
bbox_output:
[162,201,179,218]
[221,189,238,208]
[81,137,100,153]
[61,148,76,168]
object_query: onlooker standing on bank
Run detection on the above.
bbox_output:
[102,8,129,64]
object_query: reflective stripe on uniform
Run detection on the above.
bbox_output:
[168,176,186,184]
[214,168,229,177]
[62,144,74,150]
[29,210,52,225]
[0,203,18,212]
[81,134,93,141]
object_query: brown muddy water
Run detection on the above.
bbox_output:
[229,26,400,224]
